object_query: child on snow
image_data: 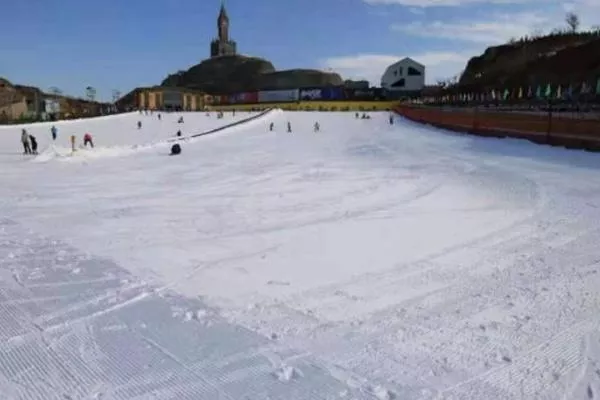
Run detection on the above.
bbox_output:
[29,135,38,155]
[83,133,94,148]
[51,125,57,141]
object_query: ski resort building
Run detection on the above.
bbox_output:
[380,57,425,98]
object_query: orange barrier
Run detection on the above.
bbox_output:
[394,105,600,151]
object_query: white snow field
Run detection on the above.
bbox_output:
[1,110,600,399]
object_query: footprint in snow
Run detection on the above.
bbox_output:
[267,280,290,286]
[273,365,302,382]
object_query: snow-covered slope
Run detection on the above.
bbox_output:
[1,111,600,399]
[0,110,260,160]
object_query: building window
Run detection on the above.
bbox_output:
[407,67,422,76]
[391,79,406,88]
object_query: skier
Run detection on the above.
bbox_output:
[389,115,394,125]
[158,113,161,121]
[29,134,38,155]
[176,130,182,137]
[51,125,57,141]
[178,116,184,123]
[355,112,359,119]
[83,133,94,148]
[137,121,142,129]
[287,121,292,133]
[21,129,31,154]
[70,135,76,152]
[269,122,274,132]
[314,122,320,132]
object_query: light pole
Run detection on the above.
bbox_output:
[112,90,121,113]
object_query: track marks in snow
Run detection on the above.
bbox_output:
[0,219,378,399]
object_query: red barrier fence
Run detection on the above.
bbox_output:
[394,105,600,151]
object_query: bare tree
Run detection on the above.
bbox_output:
[566,12,580,32]
[48,87,62,97]
[112,90,121,103]
[85,86,96,102]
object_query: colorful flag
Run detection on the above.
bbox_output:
[556,85,562,99]
[503,89,509,100]
[544,84,552,98]
[536,85,542,98]
[527,86,533,98]
[518,87,523,99]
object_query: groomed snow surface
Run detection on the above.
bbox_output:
[1,109,600,399]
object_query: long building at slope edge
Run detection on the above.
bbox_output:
[116,86,207,111]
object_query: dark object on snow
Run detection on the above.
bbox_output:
[178,116,184,123]
[29,135,38,154]
[138,121,142,129]
[389,115,394,125]
[176,130,182,137]
[170,143,181,155]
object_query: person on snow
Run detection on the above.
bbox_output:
[83,133,94,148]
[29,134,38,155]
[176,130,182,137]
[314,122,320,132]
[287,121,292,133]
[21,129,31,154]
[170,143,181,155]
[137,121,142,129]
[158,113,161,121]
[51,125,57,141]
[355,112,359,119]
[389,115,394,125]
[70,135,76,152]
[178,116,184,123]
[269,122,274,132]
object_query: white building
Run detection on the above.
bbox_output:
[380,57,425,94]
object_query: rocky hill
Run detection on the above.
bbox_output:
[161,55,343,94]
[457,31,600,91]
[162,55,276,93]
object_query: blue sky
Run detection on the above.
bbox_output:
[1,0,598,101]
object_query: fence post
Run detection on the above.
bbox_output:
[546,99,552,145]
[473,105,479,134]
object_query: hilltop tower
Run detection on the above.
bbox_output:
[210,1,237,57]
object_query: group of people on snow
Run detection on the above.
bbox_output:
[268,121,320,133]
[20,129,38,155]
[19,124,95,156]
